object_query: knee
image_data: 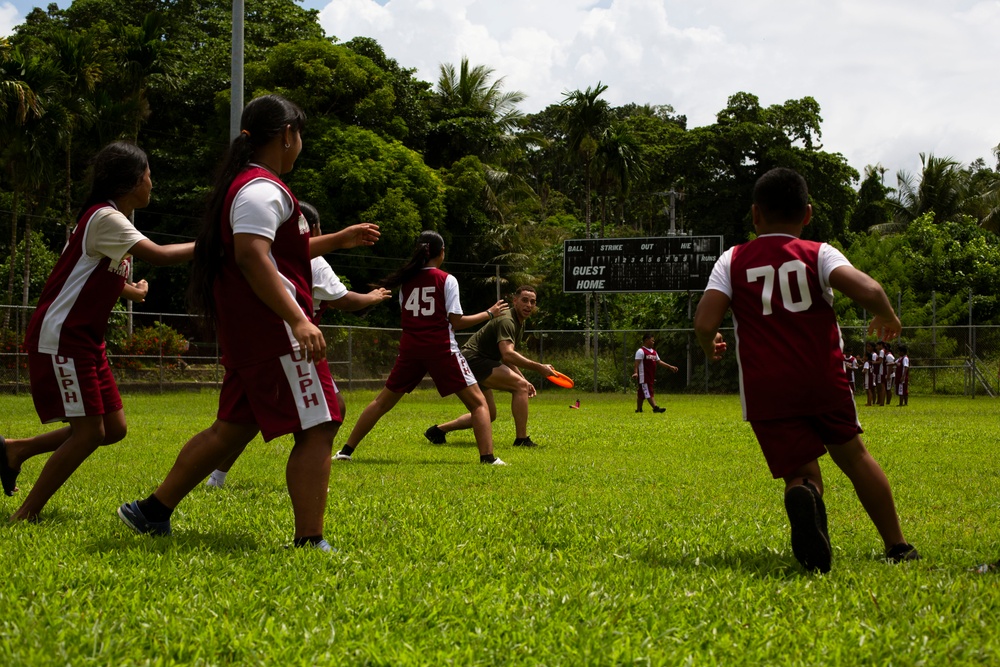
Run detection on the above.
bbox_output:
[103,423,128,445]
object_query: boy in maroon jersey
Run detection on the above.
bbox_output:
[694,167,919,573]
[632,333,679,413]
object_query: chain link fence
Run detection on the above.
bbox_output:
[2,305,998,398]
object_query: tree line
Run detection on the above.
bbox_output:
[3,0,1000,337]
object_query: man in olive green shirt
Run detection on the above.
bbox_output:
[426,286,553,447]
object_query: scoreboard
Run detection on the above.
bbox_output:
[562,235,724,293]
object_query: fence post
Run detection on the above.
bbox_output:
[158,314,164,393]
[932,291,937,393]
[623,330,628,391]
[348,327,353,392]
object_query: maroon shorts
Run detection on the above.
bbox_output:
[385,351,476,397]
[637,382,653,400]
[218,352,341,442]
[29,350,122,424]
[749,399,862,479]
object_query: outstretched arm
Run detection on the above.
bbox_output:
[448,300,509,331]
[658,359,679,373]
[498,339,554,377]
[309,223,380,258]
[328,288,392,313]
[693,289,731,360]
[829,266,901,341]
[128,239,195,267]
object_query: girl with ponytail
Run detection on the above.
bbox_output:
[335,231,510,465]
[119,95,379,550]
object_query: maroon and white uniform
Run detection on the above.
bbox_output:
[635,346,660,399]
[385,267,476,396]
[25,202,145,422]
[896,354,910,397]
[310,256,348,324]
[705,234,855,421]
[214,167,340,440]
[844,354,858,392]
[705,234,861,477]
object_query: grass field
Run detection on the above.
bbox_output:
[1,390,998,665]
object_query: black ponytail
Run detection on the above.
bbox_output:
[376,230,444,290]
[188,95,307,330]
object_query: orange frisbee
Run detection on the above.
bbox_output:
[546,370,575,388]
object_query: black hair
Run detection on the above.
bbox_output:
[898,345,908,354]
[376,230,444,290]
[642,332,654,342]
[81,141,149,214]
[299,201,320,236]
[188,94,307,329]
[513,285,537,298]
[753,167,809,225]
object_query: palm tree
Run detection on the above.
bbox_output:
[596,121,646,236]
[0,46,61,326]
[884,153,964,232]
[555,83,610,353]
[430,57,526,167]
[113,12,176,141]
[48,30,101,227]
[554,83,610,238]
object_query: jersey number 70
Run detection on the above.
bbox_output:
[746,260,812,315]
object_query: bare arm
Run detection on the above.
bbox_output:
[448,300,509,332]
[309,223,380,258]
[121,279,148,303]
[828,265,901,341]
[693,289,731,360]
[658,359,679,373]
[235,233,324,362]
[498,339,554,377]
[632,359,640,378]
[327,288,392,313]
[128,239,195,267]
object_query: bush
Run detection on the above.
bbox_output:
[111,322,190,371]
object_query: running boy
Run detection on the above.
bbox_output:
[693,167,919,573]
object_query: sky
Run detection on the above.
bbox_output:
[4,0,1000,182]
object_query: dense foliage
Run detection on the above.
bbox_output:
[3,0,1000,333]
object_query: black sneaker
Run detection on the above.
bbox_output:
[653,406,666,413]
[512,437,537,447]
[0,435,21,497]
[424,425,447,445]
[784,482,832,573]
[886,542,921,563]
[635,409,643,413]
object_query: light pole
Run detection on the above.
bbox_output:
[230,0,245,140]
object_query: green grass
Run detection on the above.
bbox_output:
[1,390,998,665]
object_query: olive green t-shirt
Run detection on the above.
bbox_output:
[462,311,524,362]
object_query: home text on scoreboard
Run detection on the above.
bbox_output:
[562,236,724,293]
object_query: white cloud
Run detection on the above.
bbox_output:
[0,2,20,37]
[315,0,1000,178]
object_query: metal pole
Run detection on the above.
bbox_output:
[348,327,353,391]
[230,0,245,141]
[495,265,501,302]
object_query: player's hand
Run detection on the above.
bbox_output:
[868,314,901,342]
[487,300,509,318]
[702,333,727,361]
[133,279,149,302]
[631,371,638,379]
[527,383,537,398]
[540,364,555,377]
[670,365,679,373]
[291,319,326,363]
[340,223,381,248]
[368,287,392,303]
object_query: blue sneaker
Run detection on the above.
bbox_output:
[117,500,171,536]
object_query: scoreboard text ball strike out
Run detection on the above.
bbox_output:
[562,236,724,293]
